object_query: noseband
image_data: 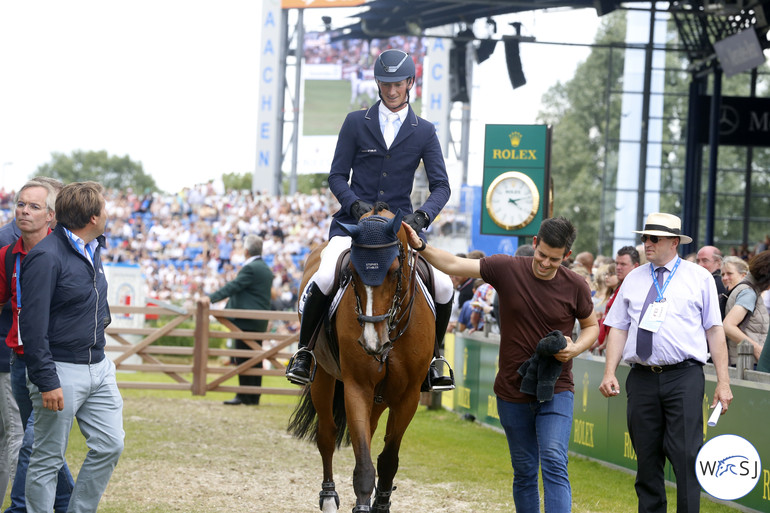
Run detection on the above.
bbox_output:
[350,239,419,359]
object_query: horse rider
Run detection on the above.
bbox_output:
[285,48,455,391]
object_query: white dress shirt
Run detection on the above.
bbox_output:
[378,102,406,147]
[604,255,722,365]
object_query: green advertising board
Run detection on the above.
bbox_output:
[481,124,551,237]
[448,334,770,512]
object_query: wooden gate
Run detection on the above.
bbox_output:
[106,300,301,397]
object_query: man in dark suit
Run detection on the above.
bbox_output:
[207,234,273,405]
[286,49,454,390]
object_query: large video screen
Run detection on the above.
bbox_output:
[302,32,427,136]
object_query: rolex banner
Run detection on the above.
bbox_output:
[481,124,551,236]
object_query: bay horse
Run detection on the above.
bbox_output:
[288,205,435,513]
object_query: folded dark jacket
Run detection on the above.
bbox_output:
[518,330,567,402]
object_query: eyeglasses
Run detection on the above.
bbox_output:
[641,235,672,243]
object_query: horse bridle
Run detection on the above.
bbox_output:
[350,238,419,361]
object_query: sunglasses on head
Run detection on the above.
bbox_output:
[641,234,672,243]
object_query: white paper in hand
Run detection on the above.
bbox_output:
[707,402,723,427]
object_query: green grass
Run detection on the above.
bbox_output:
[2,374,742,512]
[386,408,738,512]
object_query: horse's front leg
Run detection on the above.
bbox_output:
[373,387,421,512]
[311,369,341,512]
[345,385,376,511]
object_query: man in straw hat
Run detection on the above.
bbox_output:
[599,213,733,512]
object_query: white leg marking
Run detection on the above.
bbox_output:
[321,497,338,513]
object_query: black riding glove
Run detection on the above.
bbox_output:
[350,200,373,220]
[403,210,429,232]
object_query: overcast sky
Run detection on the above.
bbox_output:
[0,2,601,193]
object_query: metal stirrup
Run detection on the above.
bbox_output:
[286,348,317,385]
[430,356,455,391]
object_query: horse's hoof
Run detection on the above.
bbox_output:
[372,485,395,513]
[319,481,340,511]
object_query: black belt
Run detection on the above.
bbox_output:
[631,358,703,374]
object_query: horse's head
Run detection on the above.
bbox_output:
[338,208,412,357]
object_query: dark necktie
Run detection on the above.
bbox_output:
[636,266,665,360]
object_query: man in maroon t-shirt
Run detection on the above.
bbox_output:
[403,216,597,513]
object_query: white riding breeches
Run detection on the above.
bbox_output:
[298,236,454,313]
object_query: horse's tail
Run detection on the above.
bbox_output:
[287,380,351,448]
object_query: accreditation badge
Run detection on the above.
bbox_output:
[639,300,667,333]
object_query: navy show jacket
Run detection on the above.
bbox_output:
[19,224,111,392]
[327,101,450,238]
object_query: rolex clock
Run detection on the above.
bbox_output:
[485,171,540,231]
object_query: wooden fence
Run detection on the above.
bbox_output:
[106,301,302,397]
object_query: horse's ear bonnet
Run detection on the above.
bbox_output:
[349,211,404,286]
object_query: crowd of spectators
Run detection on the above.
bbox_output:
[0,183,336,314]
[2,182,770,326]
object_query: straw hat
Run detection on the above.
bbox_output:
[633,213,693,244]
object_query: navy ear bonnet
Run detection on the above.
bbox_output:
[340,211,404,286]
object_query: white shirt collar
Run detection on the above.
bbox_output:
[379,102,407,123]
[657,254,680,272]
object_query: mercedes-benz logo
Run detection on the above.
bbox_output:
[719,105,740,136]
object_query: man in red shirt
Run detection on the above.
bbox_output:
[0,182,55,353]
[0,178,74,513]
[594,246,640,352]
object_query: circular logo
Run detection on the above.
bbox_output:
[696,434,761,501]
[719,105,740,136]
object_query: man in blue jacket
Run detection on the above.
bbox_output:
[286,49,455,391]
[20,181,124,513]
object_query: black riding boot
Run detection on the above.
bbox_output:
[286,282,331,386]
[423,299,455,392]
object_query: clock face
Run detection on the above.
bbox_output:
[485,171,540,231]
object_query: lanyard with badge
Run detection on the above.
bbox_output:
[15,254,23,347]
[638,257,680,333]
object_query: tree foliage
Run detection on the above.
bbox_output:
[539,10,770,255]
[222,171,253,192]
[538,13,627,255]
[36,150,158,192]
[287,173,329,195]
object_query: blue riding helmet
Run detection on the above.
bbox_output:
[373,49,415,83]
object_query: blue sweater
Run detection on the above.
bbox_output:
[19,225,111,392]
